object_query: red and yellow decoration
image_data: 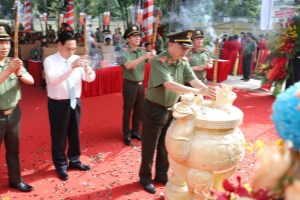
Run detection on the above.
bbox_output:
[261,16,300,96]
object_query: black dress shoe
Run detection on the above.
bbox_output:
[58,170,68,181]
[124,137,131,145]
[131,133,142,141]
[244,78,250,82]
[240,78,246,80]
[9,182,33,192]
[141,183,156,194]
[69,162,91,171]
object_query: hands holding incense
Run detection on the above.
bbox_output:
[71,56,93,74]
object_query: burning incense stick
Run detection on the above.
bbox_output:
[14,0,19,58]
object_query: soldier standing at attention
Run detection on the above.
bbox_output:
[187,29,212,84]
[139,30,216,194]
[120,25,156,146]
[0,26,34,192]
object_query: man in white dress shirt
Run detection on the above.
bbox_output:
[44,29,96,181]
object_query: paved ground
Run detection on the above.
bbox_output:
[220,74,272,94]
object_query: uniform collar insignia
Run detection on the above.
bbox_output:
[129,47,139,52]
[159,56,168,64]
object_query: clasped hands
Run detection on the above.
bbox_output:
[144,50,156,61]
[8,58,23,77]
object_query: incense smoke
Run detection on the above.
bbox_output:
[165,0,222,53]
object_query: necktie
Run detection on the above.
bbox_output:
[66,60,76,109]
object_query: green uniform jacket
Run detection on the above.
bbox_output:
[243,40,257,56]
[0,58,29,110]
[187,48,210,81]
[120,46,147,81]
[146,51,196,107]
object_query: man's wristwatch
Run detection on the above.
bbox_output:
[17,73,23,78]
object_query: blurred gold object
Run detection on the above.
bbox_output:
[252,141,293,190]
[286,180,300,200]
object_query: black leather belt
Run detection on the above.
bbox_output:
[125,79,143,86]
[145,99,172,110]
[48,98,79,103]
[0,107,17,115]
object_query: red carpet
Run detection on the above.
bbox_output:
[0,84,277,200]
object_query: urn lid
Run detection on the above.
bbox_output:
[194,103,244,129]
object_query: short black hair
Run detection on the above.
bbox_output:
[144,42,151,47]
[57,31,75,45]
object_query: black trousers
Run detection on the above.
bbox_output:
[48,98,81,172]
[242,54,253,79]
[122,79,144,137]
[139,100,173,184]
[0,106,22,184]
[286,56,300,89]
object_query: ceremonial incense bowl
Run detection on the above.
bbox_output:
[165,90,245,200]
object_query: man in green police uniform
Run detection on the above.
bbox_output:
[155,34,164,55]
[241,32,257,82]
[120,25,156,145]
[187,29,212,84]
[139,30,216,194]
[0,26,34,192]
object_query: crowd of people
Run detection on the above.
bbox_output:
[219,32,269,81]
[0,21,275,196]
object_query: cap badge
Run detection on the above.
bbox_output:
[0,26,5,32]
[196,31,200,34]
[133,26,137,31]
[187,32,192,38]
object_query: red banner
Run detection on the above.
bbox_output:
[79,12,85,25]
[59,14,64,25]
[43,13,47,24]
[137,9,143,25]
[103,12,110,26]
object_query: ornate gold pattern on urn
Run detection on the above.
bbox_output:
[165,84,245,200]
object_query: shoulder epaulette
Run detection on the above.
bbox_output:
[182,57,188,61]
[159,56,168,64]
[202,48,210,52]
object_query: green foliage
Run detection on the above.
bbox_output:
[87,0,121,18]
[213,0,261,17]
